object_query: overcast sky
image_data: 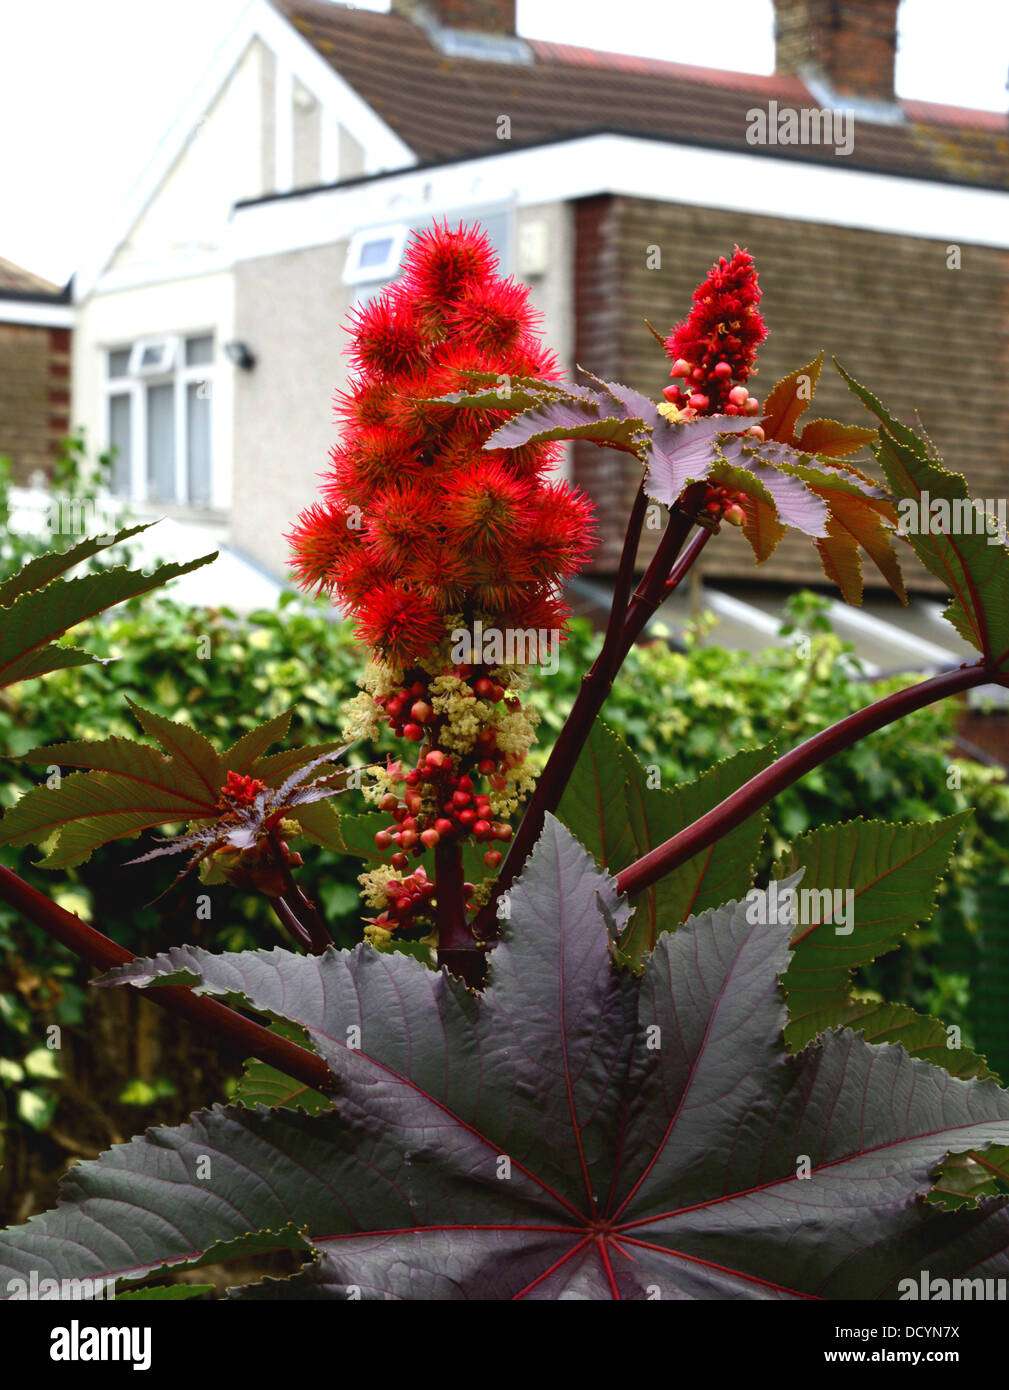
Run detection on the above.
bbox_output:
[1,0,1006,285]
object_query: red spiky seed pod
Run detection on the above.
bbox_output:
[288,220,596,669]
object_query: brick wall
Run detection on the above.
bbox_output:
[0,321,71,481]
[574,195,1009,592]
[572,195,637,574]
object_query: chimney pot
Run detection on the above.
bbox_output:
[773,0,900,104]
[391,0,517,35]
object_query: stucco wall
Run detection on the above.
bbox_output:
[230,241,352,575]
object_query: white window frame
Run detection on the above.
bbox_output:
[343,223,410,285]
[127,335,179,377]
[102,332,216,508]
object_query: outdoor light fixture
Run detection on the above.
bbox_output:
[224,340,256,370]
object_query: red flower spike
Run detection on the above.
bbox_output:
[218,772,267,809]
[664,247,767,413]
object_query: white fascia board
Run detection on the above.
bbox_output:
[233,132,1009,264]
[73,0,416,303]
[0,300,74,328]
[95,251,235,296]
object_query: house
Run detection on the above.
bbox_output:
[0,259,73,482]
[68,0,1009,671]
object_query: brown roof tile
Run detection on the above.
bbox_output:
[0,256,62,297]
[277,0,1009,189]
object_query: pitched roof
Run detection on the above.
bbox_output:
[278,0,1009,190]
[0,255,65,299]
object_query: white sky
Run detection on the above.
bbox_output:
[1,0,1006,285]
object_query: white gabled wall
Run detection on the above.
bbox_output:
[70,0,418,522]
[108,39,269,281]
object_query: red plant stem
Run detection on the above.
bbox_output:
[0,863,334,1093]
[598,482,647,667]
[272,895,314,951]
[435,836,485,986]
[663,525,713,596]
[269,831,332,954]
[472,483,709,939]
[615,482,709,665]
[615,662,997,899]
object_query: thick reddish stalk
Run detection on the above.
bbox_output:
[599,482,647,666]
[0,864,333,1093]
[269,830,333,954]
[435,836,485,986]
[472,483,709,938]
[615,663,995,899]
[614,484,708,665]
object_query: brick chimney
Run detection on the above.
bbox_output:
[391,0,517,34]
[773,0,899,104]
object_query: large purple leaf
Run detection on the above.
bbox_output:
[5,818,1009,1299]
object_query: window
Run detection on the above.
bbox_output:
[343,225,409,285]
[103,334,216,506]
[343,209,514,305]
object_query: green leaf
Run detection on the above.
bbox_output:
[837,360,1009,658]
[234,1021,334,1115]
[0,706,350,868]
[556,720,774,962]
[780,813,971,1049]
[116,1284,214,1301]
[223,710,294,772]
[125,699,224,801]
[17,1087,57,1129]
[0,550,217,690]
[0,523,153,607]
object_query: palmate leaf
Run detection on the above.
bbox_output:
[760,352,877,461]
[0,700,351,868]
[486,378,660,456]
[441,370,753,471]
[0,527,216,689]
[714,437,905,600]
[6,818,1009,1299]
[838,361,1009,661]
[556,720,773,964]
[444,365,903,603]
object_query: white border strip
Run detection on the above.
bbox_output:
[233,131,1009,265]
[0,300,73,328]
